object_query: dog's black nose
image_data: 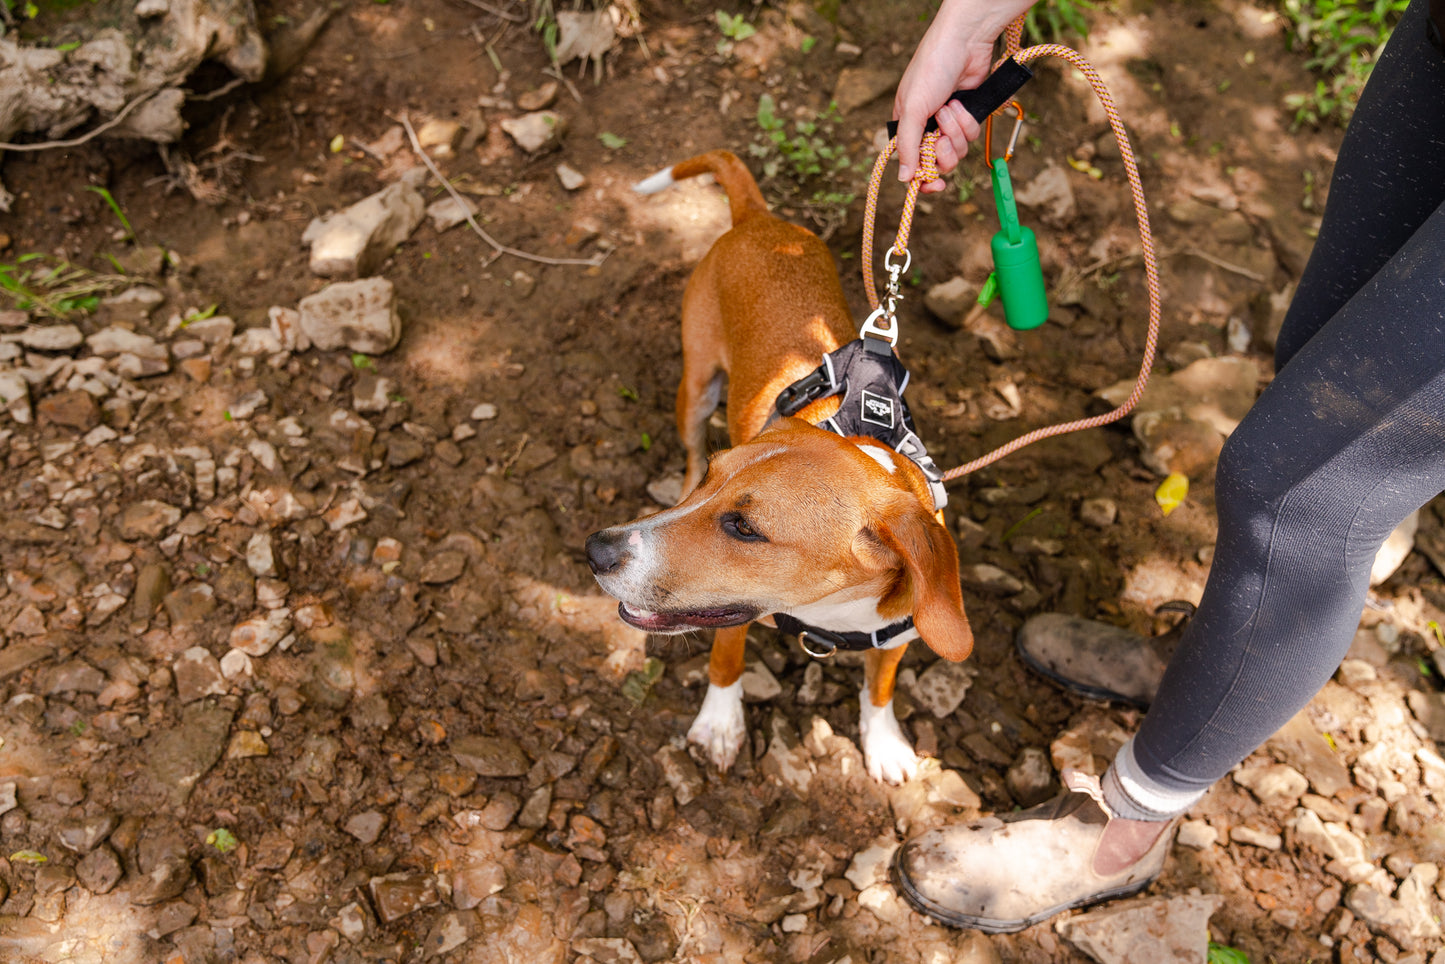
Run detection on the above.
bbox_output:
[585,529,630,575]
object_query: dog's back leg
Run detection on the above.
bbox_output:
[677,258,728,496]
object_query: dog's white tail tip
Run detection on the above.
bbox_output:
[632,167,676,195]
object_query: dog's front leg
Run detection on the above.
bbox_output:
[687,623,749,771]
[860,646,920,785]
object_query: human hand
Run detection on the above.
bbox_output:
[892,0,1034,194]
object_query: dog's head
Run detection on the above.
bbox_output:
[584,418,972,661]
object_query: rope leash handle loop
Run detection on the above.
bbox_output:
[865,22,1163,484]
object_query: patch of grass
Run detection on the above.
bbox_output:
[1023,0,1096,45]
[1207,943,1251,964]
[715,9,755,54]
[1280,0,1407,127]
[748,95,861,233]
[85,186,135,242]
[0,254,125,318]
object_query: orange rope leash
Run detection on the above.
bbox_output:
[862,33,1162,484]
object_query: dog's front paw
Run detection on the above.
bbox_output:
[859,697,919,785]
[687,680,746,771]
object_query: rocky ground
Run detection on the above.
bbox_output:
[1,0,1445,962]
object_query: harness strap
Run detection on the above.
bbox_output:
[772,612,915,657]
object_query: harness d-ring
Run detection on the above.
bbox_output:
[798,631,837,659]
[983,100,1025,169]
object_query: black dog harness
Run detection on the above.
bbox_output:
[767,336,947,657]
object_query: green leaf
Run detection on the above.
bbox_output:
[1207,943,1251,964]
[207,828,240,854]
[351,353,375,370]
[598,131,627,149]
[10,850,46,864]
[800,35,816,54]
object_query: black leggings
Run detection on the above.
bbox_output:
[1132,0,1445,794]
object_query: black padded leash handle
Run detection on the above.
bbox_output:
[885,57,1034,139]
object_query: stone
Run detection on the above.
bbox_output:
[923,276,973,328]
[174,647,227,703]
[1371,509,1419,585]
[332,902,368,941]
[226,730,268,758]
[37,389,99,429]
[163,583,215,624]
[845,838,898,892]
[740,657,781,702]
[55,813,119,855]
[118,500,181,539]
[645,472,684,508]
[471,402,498,421]
[500,111,565,153]
[246,532,278,577]
[298,278,402,355]
[1176,820,1218,849]
[416,118,462,158]
[0,370,32,423]
[1233,762,1309,810]
[233,326,283,356]
[517,81,558,111]
[910,660,975,718]
[19,323,83,351]
[1229,825,1282,850]
[960,563,1025,595]
[556,162,586,191]
[268,306,307,351]
[1266,710,1352,797]
[386,435,426,467]
[1006,746,1055,807]
[425,196,478,233]
[303,177,426,278]
[344,810,387,845]
[654,744,704,806]
[452,864,506,910]
[479,793,521,831]
[451,734,530,777]
[419,550,466,584]
[1014,161,1077,225]
[86,326,164,359]
[1056,894,1224,964]
[75,844,123,894]
[1346,883,1439,949]
[369,873,439,923]
[230,610,292,657]
[832,67,895,113]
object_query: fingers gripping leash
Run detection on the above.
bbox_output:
[867,31,1164,484]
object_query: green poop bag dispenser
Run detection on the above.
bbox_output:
[989,158,1048,331]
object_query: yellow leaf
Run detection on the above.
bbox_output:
[329,135,345,153]
[1155,472,1189,516]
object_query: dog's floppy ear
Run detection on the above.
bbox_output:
[871,498,973,662]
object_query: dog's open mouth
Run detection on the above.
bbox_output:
[617,602,757,633]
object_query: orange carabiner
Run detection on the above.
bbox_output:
[983,100,1025,169]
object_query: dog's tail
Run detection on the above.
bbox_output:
[632,150,768,227]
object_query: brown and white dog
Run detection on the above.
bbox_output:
[585,151,972,784]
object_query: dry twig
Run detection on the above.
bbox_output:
[396,111,608,269]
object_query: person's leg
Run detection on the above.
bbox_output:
[895,0,1445,930]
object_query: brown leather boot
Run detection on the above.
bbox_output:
[1014,606,1191,709]
[892,771,1177,933]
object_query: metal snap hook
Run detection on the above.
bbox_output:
[984,100,1025,170]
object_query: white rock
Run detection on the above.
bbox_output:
[302,177,426,278]
[470,402,498,421]
[246,533,278,577]
[923,276,973,327]
[910,660,976,718]
[298,278,401,355]
[1370,509,1419,586]
[425,196,478,233]
[19,324,83,351]
[1013,161,1076,224]
[556,162,587,191]
[845,838,898,891]
[1056,894,1224,964]
[500,111,566,153]
[268,306,308,352]
[740,658,782,702]
[220,649,253,680]
[0,371,32,423]
[230,610,293,657]
[645,472,684,508]
[234,327,284,356]
[1175,819,1217,850]
[86,326,161,358]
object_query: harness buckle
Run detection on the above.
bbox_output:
[798,631,837,659]
[859,304,899,347]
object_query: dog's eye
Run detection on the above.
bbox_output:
[722,512,767,542]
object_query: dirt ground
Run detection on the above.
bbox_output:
[2,0,1445,961]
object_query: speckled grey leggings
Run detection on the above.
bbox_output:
[1130,0,1445,796]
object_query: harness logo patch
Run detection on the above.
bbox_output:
[860,390,895,429]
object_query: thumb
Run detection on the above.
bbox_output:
[894,113,925,183]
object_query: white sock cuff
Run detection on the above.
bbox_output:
[1102,737,1204,822]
